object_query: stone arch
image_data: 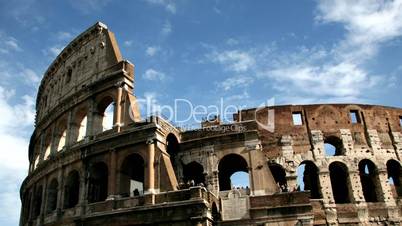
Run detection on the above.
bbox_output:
[183,161,205,185]
[324,135,344,156]
[33,185,43,218]
[119,153,145,197]
[218,154,249,191]
[21,190,32,224]
[46,178,58,213]
[329,161,352,203]
[268,162,288,191]
[359,159,383,202]
[43,130,52,160]
[74,106,88,142]
[297,161,322,199]
[387,159,402,197]
[55,118,68,152]
[95,95,115,133]
[88,162,109,203]
[166,133,180,169]
[64,170,80,208]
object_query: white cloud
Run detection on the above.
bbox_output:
[0,34,22,53]
[162,21,172,36]
[208,50,255,72]
[124,40,133,47]
[0,86,34,225]
[144,0,176,14]
[317,0,402,61]
[21,68,41,84]
[146,46,160,57]
[217,76,254,91]
[56,31,73,41]
[142,68,166,81]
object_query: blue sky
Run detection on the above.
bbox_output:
[1,0,402,225]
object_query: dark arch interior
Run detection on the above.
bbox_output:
[96,96,115,133]
[359,159,382,202]
[269,163,287,190]
[211,202,220,226]
[298,161,322,199]
[120,154,145,197]
[64,170,80,208]
[329,162,351,203]
[218,154,248,191]
[88,162,109,203]
[166,133,179,168]
[33,186,43,218]
[183,161,205,185]
[387,159,402,197]
[46,179,58,213]
[324,136,344,156]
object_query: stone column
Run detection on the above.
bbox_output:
[146,138,156,194]
[56,167,64,212]
[86,98,96,138]
[340,129,354,156]
[114,86,123,132]
[108,149,117,198]
[65,111,73,147]
[311,130,324,159]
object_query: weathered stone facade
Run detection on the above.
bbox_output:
[20,22,402,226]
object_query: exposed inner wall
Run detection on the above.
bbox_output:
[235,104,402,223]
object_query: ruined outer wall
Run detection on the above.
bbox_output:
[237,104,402,224]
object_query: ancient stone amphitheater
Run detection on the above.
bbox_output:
[20,22,402,226]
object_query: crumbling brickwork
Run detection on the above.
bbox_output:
[20,22,402,226]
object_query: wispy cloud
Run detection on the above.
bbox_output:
[144,0,176,14]
[207,50,255,73]
[56,31,73,41]
[207,1,402,104]
[161,21,172,36]
[146,46,160,57]
[143,68,166,81]
[217,76,254,91]
[0,34,22,53]
[68,0,111,14]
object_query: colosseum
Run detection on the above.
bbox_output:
[20,22,402,226]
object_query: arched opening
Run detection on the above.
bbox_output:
[34,155,40,169]
[211,202,220,226]
[297,161,322,198]
[268,163,288,191]
[43,133,52,160]
[218,154,249,191]
[46,179,58,213]
[387,159,402,197]
[43,143,51,160]
[88,162,108,203]
[33,186,43,218]
[183,161,205,185]
[166,133,179,169]
[77,115,87,141]
[21,191,32,224]
[329,162,352,203]
[102,102,115,131]
[359,159,382,202]
[64,170,80,208]
[324,136,344,156]
[57,129,67,151]
[120,154,145,197]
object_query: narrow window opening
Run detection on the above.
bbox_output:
[292,112,303,126]
[350,110,360,124]
[399,116,402,128]
[66,69,72,83]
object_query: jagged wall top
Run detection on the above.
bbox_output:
[35,22,123,125]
